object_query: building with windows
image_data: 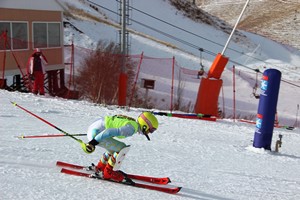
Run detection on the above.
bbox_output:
[0,0,65,95]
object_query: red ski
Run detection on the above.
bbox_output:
[60,168,181,194]
[56,161,171,185]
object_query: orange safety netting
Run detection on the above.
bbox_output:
[64,45,202,112]
[127,53,202,112]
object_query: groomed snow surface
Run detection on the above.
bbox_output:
[1,90,300,200]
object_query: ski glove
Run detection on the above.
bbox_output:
[82,139,99,154]
[89,139,99,146]
[84,143,95,153]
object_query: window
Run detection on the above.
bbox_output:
[0,21,28,50]
[33,22,61,48]
[33,23,47,48]
[12,23,28,49]
[0,22,10,50]
[48,23,60,47]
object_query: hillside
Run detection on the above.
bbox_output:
[58,0,300,125]
[196,0,300,50]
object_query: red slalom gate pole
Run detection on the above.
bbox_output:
[17,133,86,139]
[10,101,86,146]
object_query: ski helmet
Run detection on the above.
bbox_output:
[137,112,158,141]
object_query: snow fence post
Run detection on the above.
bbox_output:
[253,69,281,150]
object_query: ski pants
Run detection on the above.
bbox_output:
[33,71,45,95]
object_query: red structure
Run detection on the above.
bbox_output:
[194,53,229,116]
[118,72,128,106]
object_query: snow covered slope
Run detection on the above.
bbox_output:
[1,88,300,199]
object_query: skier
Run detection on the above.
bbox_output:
[82,112,159,182]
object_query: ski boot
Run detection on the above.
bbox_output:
[95,152,111,173]
[103,152,125,182]
[103,164,125,182]
[95,161,106,173]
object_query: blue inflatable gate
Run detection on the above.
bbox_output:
[253,69,281,150]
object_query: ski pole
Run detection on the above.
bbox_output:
[10,101,88,150]
[17,133,87,139]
